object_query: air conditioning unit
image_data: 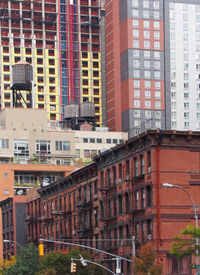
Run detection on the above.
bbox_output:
[147,234,152,240]
[94,194,98,199]
[118,178,122,184]
[73,230,76,235]
[148,167,151,173]
[126,175,130,180]
[94,210,98,215]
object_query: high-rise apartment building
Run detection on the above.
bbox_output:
[106,0,200,137]
[0,0,105,126]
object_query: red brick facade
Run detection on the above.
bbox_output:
[26,130,200,275]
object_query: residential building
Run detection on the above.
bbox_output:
[74,127,128,160]
[0,108,76,165]
[105,0,200,137]
[0,108,127,164]
[25,129,200,275]
[0,196,27,260]
[0,0,105,126]
[0,162,76,260]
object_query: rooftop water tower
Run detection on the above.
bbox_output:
[11,60,33,108]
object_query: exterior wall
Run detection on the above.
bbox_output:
[164,0,200,131]
[25,129,200,275]
[0,0,104,126]
[74,129,128,160]
[105,0,122,131]
[0,163,75,260]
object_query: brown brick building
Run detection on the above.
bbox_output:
[25,130,200,275]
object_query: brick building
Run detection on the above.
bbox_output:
[0,163,76,260]
[25,129,200,275]
[0,196,27,260]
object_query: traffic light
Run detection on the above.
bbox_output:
[70,262,77,273]
[38,243,44,256]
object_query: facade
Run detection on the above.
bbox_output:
[0,0,105,126]
[0,196,27,260]
[0,108,128,164]
[74,127,128,160]
[105,0,200,137]
[0,162,75,260]
[25,129,200,275]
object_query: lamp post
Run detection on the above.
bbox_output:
[3,239,22,248]
[162,183,199,274]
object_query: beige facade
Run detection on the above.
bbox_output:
[74,129,128,161]
[0,108,128,164]
[0,108,76,165]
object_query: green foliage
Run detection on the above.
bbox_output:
[171,224,200,259]
[133,244,163,275]
[3,244,40,275]
[38,249,104,275]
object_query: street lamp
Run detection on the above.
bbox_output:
[3,239,22,249]
[162,183,199,274]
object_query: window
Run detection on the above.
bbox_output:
[155,101,161,109]
[84,149,90,158]
[132,0,138,7]
[83,138,88,143]
[133,20,139,27]
[144,71,151,78]
[136,190,139,209]
[134,90,140,98]
[155,91,161,98]
[133,50,139,57]
[145,90,151,98]
[90,138,95,143]
[0,139,9,149]
[134,100,140,108]
[155,81,160,89]
[134,70,140,77]
[133,59,140,67]
[143,10,150,18]
[55,141,70,151]
[133,40,139,48]
[76,149,80,158]
[146,185,152,207]
[144,51,150,59]
[154,41,160,49]
[145,110,151,118]
[140,155,144,174]
[144,40,150,49]
[118,163,122,180]
[97,138,102,143]
[144,60,150,68]
[141,188,145,208]
[133,29,139,37]
[144,30,150,39]
[145,100,151,108]
[36,140,51,154]
[106,138,111,144]
[132,9,139,17]
[14,140,29,163]
[144,21,150,28]
[134,158,138,176]
[145,81,151,88]
[147,151,151,170]
[154,21,160,29]
[134,80,140,88]
[134,110,140,117]
[118,194,123,215]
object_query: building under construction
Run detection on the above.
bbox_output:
[0,0,106,126]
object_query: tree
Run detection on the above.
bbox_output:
[0,255,16,274]
[171,224,200,259]
[3,244,40,275]
[38,249,105,275]
[133,244,163,275]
